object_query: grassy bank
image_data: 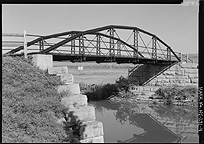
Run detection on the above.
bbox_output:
[2,56,78,143]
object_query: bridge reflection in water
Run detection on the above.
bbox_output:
[120,114,181,143]
[89,100,198,143]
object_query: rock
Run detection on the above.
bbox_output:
[80,135,104,143]
[179,63,198,69]
[184,69,198,74]
[175,69,185,76]
[56,118,66,125]
[57,73,74,84]
[57,83,80,95]
[187,73,198,78]
[165,75,175,79]
[32,54,53,71]
[61,94,87,108]
[68,105,96,122]
[190,78,198,83]
[163,70,175,75]
[81,120,104,139]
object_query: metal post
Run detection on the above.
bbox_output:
[167,47,171,61]
[109,28,115,57]
[42,40,44,50]
[39,40,41,52]
[23,30,27,59]
[39,39,43,52]
[41,39,44,51]
[96,34,100,55]
[152,36,157,59]
[133,29,139,58]
[117,41,121,56]
[79,34,84,55]
[71,34,75,54]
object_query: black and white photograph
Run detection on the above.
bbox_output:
[2,1,201,143]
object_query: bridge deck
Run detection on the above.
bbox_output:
[27,52,177,65]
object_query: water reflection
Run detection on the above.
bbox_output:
[89,100,198,143]
[149,104,198,124]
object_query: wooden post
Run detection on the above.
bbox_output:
[23,30,27,59]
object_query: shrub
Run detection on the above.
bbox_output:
[115,75,130,92]
[84,83,119,101]
[154,85,198,105]
[82,76,133,101]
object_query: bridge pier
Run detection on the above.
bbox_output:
[128,62,198,86]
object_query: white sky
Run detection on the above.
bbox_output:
[2,3,199,54]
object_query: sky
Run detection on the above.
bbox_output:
[2,3,199,54]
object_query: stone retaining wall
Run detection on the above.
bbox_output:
[129,62,198,87]
[48,66,104,143]
[147,62,198,86]
[32,54,104,142]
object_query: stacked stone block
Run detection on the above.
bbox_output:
[147,62,198,86]
[48,66,104,143]
[32,54,53,71]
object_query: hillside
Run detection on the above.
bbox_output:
[2,56,68,143]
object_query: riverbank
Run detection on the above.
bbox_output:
[80,80,198,107]
[110,85,198,106]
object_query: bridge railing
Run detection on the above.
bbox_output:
[2,32,40,58]
[174,52,194,63]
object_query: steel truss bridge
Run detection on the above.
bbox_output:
[4,25,181,65]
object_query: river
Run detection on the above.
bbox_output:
[89,100,199,143]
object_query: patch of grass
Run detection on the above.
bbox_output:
[2,56,80,143]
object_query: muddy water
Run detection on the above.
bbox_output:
[89,100,199,143]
